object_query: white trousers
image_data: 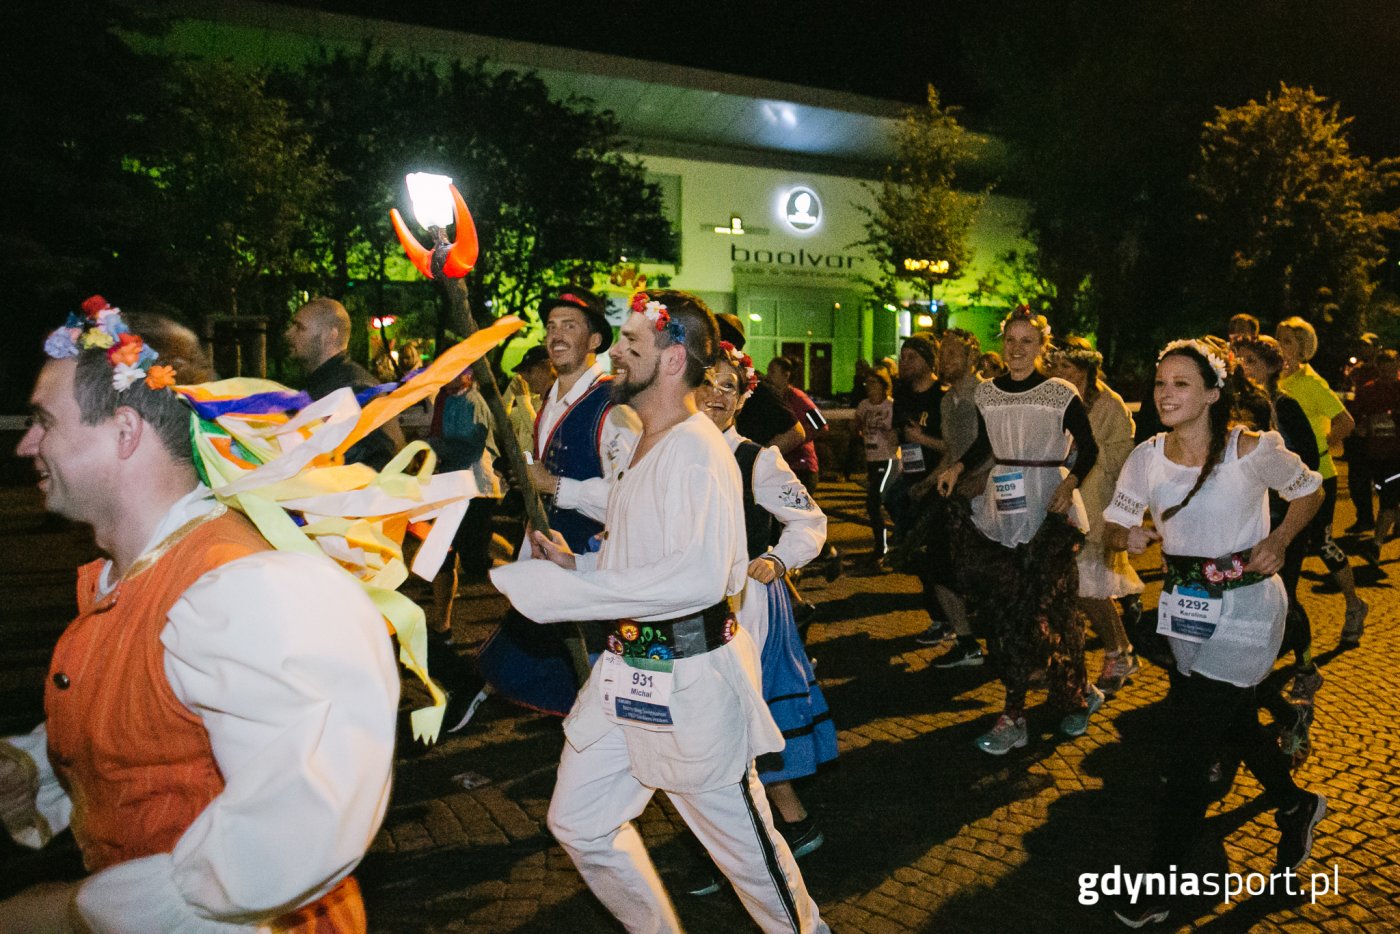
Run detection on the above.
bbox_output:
[547,724,828,934]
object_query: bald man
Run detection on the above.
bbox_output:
[286,297,405,468]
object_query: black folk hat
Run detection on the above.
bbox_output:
[539,288,613,353]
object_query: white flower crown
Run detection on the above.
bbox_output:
[1158,339,1227,388]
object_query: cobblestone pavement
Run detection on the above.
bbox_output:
[1,472,1397,932]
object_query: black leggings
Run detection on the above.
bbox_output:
[1149,669,1304,872]
[1304,477,1348,576]
[865,460,895,555]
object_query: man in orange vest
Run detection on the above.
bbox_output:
[0,299,398,931]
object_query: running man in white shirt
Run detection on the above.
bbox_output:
[492,290,828,933]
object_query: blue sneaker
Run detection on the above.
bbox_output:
[1060,685,1105,737]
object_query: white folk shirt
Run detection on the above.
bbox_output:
[492,413,783,794]
[536,361,641,523]
[1105,429,1321,687]
[723,426,827,649]
[2,486,399,932]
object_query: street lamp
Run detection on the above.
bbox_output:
[902,258,951,330]
[390,174,590,682]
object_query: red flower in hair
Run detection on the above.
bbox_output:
[630,292,650,313]
[81,294,110,318]
[106,332,144,366]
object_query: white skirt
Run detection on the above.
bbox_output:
[1075,542,1144,600]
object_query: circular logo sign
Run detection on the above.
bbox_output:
[783,187,821,231]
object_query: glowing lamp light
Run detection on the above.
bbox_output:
[405,173,455,230]
[748,313,763,322]
[903,258,951,275]
[883,304,897,312]
[390,175,479,279]
[372,315,397,329]
[916,314,934,328]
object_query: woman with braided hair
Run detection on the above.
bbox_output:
[1104,340,1327,928]
[935,306,1103,755]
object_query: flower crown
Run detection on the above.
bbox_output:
[44,295,176,391]
[1159,338,1228,388]
[1046,342,1102,370]
[718,340,759,401]
[1000,303,1052,339]
[629,291,669,330]
[628,291,687,345]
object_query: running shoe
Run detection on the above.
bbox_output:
[1340,598,1368,648]
[1095,650,1141,697]
[1113,903,1171,928]
[1060,684,1105,737]
[933,640,984,668]
[1274,792,1327,872]
[915,621,954,645]
[823,546,844,582]
[976,714,1027,755]
[445,687,491,734]
[779,815,825,859]
[1288,667,1324,705]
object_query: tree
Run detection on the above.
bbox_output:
[1191,83,1400,331]
[130,63,335,328]
[855,85,985,324]
[283,47,676,353]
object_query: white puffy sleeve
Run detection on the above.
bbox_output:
[494,461,739,623]
[753,446,826,572]
[1103,438,1157,528]
[73,551,399,931]
[1242,430,1323,501]
[555,405,641,523]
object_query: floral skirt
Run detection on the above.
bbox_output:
[948,497,1088,713]
[754,580,838,784]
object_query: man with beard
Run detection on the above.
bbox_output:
[454,290,641,726]
[492,291,827,933]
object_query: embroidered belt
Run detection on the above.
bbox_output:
[994,457,1065,468]
[607,601,737,661]
[1163,551,1267,598]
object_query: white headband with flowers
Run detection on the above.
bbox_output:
[44,295,176,391]
[1159,338,1228,388]
[718,341,759,402]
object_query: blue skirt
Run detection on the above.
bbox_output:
[756,580,838,784]
[475,610,580,717]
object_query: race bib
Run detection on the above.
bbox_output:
[1157,584,1223,643]
[900,443,926,474]
[991,470,1028,514]
[599,653,675,728]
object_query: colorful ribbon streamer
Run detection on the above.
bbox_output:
[175,316,525,742]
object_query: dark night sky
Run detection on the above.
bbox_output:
[278,1,1400,157]
[279,0,993,108]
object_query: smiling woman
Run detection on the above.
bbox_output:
[1103,339,1328,926]
[934,305,1102,755]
